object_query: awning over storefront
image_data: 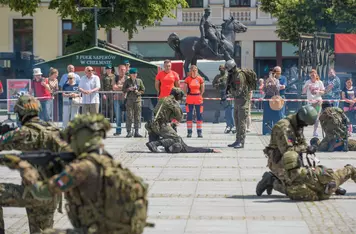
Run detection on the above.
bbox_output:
[34,47,159,95]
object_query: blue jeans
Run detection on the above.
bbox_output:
[39,100,51,121]
[223,100,234,128]
[114,100,124,134]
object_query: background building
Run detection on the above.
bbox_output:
[111,0,299,78]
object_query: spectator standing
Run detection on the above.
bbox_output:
[59,65,81,89]
[124,60,130,76]
[302,69,325,137]
[262,70,281,135]
[101,64,116,120]
[184,65,205,138]
[48,68,59,121]
[246,91,253,132]
[62,72,80,128]
[274,66,287,118]
[155,60,180,99]
[112,65,127,136]
[324,68,341,107]
[31,68,52,121]
[341,78,356,135]
[78,66,101,114]
[212,64,227,124]
[123,68,145,138]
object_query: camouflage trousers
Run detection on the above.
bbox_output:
[145,122,181,146]
[287,165,356,201]
[0,183,57,233]
[267,154,286,194]
[318,136,356,151]
[234,98,249,143]
[126,99,142,132]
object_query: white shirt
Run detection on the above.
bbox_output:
[79,75,101,104]
[303,79,325,101]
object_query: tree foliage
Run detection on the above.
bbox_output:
[0,0,188,53]
[260,0,356,45]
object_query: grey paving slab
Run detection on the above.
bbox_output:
[2,120,356,234]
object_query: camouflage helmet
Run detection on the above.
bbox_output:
[283,151,301,171]
[225,60,236,72]
[14,95,41,118]
[297,105,318,125]
[63,113,111,142]
[170,87,184,101]
[310,137,320,147]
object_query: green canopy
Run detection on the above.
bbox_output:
[34,47,158,95]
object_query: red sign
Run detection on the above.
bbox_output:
[7,79,31,113]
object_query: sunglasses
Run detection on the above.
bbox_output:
[68,78,73,80]
[87,70,93,72]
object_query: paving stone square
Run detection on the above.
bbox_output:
[2,120,356,233]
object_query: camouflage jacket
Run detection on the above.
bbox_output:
[284,165,335,201]
[268,114,308,155]
[226,68,249,99]
[154,95,183,124]
[319,107,349,137]
[101,74,116,91]
[212,73,227,92]
[31,151,148,233]
[123,78,145,102]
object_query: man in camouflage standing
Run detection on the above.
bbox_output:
[101,64,116,121]
[123,68,145,138]
[20,114,150,234]
[0,94,71,233]
[225,60,251,148]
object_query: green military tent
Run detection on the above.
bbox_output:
[34,46,159,95]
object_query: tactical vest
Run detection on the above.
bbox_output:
[66,153,149,234]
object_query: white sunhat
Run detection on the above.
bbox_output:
[33,68,42,76]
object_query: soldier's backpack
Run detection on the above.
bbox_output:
[87,153,151,234]
[237,68,257,91]
[320,107,347,136]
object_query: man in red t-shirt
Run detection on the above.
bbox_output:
[155,60,180,99]
[31,68,52,121]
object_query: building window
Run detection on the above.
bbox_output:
[13,19,33,53]
[282,42,298,57]
[230,0,250,7]
[186,0,204,8]
[62,20,81,55]
[255,42,277,57]
[128,42,177,60]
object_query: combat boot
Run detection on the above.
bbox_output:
[234,142,244,149]
[197,132,203,138]
[256,172,274,196]
[146,142,160,152]
[187,133,192,138]
[335,187,347,195]
[134,129,143,138]
[228,140,240,147]
[126,131,133,138]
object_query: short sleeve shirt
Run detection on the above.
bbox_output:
[185,76,204,104]
[279,76,287,96]
[156,70,179,98]
[303,80,325,101]
[342,86,356,107]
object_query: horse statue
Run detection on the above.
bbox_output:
[167,17,247,77]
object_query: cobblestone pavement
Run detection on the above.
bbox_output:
[2,119,356,234]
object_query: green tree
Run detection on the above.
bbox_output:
[260,0,356,46]
[1,0,188,53]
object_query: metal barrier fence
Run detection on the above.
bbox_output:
[3,90,349,131]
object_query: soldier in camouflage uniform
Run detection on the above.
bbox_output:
[310,102,356,151]
[123,68,145,138]
[101,64,116,120]
[145,88,219,153]
[0,95,71,233]
[22,114,150,234]
[282,151,356,201]
[225,60,251,148]
[256,105,318,196]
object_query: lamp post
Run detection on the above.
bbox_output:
[77,4,114,47]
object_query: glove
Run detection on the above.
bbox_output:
[3,155,21,169]
[306,145,317,155]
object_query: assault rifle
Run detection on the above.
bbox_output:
[0,150,76,177]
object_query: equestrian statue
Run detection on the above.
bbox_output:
[168,8,248,76]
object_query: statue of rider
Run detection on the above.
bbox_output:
[199,7,223,57]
